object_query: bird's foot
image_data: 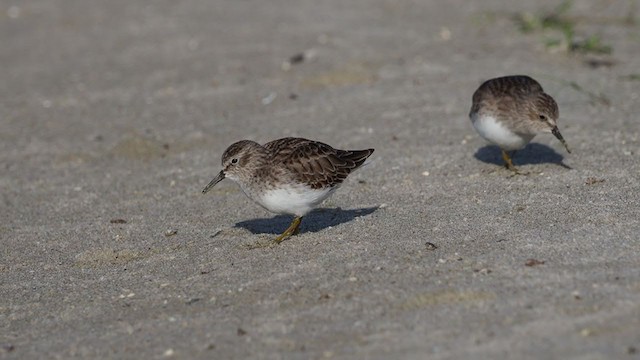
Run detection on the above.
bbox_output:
[506,168,530,177]
[501,150,529,177]
[244,216,303,249]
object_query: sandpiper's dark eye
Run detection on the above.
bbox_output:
[231,158,238,164]
[539,114,547,121]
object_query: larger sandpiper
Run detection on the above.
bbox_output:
[202,137,374,245]
[469,75,571,173]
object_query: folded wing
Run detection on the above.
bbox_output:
[266,138,374,189]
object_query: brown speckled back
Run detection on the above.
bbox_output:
[470,75,544,116]
[264,138,374,190]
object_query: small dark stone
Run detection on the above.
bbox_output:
[110,219,127,224]
[289,93,298,100]
[525,259,545,267]
[628,346,637,354]
[425,242,438,251]
[237,328,247,336]
[585,177,606,185]
[186,298,201,305]
[289,53,305,64]
[164,229,178,237]
[473,268,492,274]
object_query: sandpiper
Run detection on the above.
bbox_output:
[469,75,571,173]
[202,137,374,244]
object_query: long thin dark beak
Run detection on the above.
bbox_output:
[552,126,571,154]
[202,170,225,194]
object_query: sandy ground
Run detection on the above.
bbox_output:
[2,0,640,359]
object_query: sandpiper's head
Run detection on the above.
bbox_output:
[202,140,264,194]
[527,93,559,132]
[529,93,571,153]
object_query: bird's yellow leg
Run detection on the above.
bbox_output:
[502,150,529,176]
[501,149,516,171]
[244,216,303,250]
[274,216,303,243]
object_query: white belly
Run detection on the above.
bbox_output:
[252,184,336,217]
[472,114,532,151]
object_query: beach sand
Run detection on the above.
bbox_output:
[2,0,639,358]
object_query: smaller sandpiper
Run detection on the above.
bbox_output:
[202,137,374,245]
[469,75,571,173]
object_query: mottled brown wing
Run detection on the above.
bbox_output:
[273,139,374,189]
[263,137,316,157]
[470,75,544,116]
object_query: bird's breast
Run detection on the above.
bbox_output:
[471,113,532,150]
[255,184,336,217]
